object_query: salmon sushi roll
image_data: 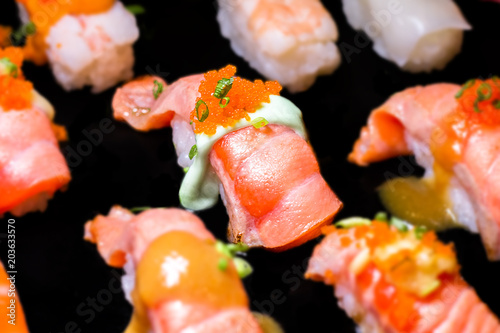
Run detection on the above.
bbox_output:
[14,0,139,93]
[306,217,500,333]
[84,206,283,333]
[349,78,500,260]
[112,65,343,251]
[0,47,70,216]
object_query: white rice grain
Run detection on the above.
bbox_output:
[44,2,139,93]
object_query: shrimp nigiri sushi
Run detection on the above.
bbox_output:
[84,206,282,333]
[216,0,341,92]
[14,0,139,93]
[306,217,500,333]
[342,0,471,72]
[0,47,70,216]
[1,262,29,333]
[112,65,343,251]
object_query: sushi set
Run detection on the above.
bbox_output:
[0,0,500,332]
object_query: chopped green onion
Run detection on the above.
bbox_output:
[215,240,232,257]
[251,117,269,129]
[153,80,163,100]
[11,22,36,45]
[233,257,253,279]
[374,212,389,222]
[0,58,18,78]
[219,97,230,108]
[227,243,250,254]
[195,100,209,122]
[218,258,228,271]
[477,83,492,101]
[494,100,500,109]
[390,217,409,232]
[455,79,475,99]
[336,217,372,229]
[414,226,428,240]
[183,167,189,173]
[419,279,441,297]
[473,100,481,113]
[23,22,36,36]
[216,241,249,257]
[126,4,146,15]
[215,241,253,278]
[130,207,151,213]
[189,145,198,160]
[214,77,234,99]
[492,76,500,89]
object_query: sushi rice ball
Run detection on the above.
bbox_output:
[17,1,139,93]
[217,0,341,93]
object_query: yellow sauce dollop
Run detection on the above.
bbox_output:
[125,231,249,332]
[378,164,461,230]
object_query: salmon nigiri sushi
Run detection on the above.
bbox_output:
[306,217,500,333]
[0,262,29,332]
[84,206,283,333]
[349,78,500,260]
[112,65,343,251]
[11,0,139,93]
[0,47,70,216]
[216,0,341,92]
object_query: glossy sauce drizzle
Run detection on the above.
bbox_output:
[379,78,500,229]
[125,231,248,332]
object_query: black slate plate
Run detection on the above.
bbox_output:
[1,1,499,332]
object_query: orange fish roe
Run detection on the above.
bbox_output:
[456,77,500,126]
[0,47,24,71]
[0,47,33,111]
[51,123,68,141]
[191,65,282,136]
[16,0,115,64]
[329,221,459,298]
[328,221,461,330]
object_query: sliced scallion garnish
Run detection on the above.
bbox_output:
[419,279,441,297]
[455,79,475,99]
[215,240,252,278]
[195,100,209,122]
[335,217,372,229]
[494,100,500,109]
[130,207,152,213]
[374,212,389,222]
[11,22,36,45]
[0,58,18,78]
[214,77,234,99]
[233,257,253,278]
[477,83,492,101]
[473,100,481,113]
[390,216,409,232]
[188,145,198,160]
[491,76,500,89]
[218,258,228,271]
[153,80,163,99]
[126,4,146,15]
[414,225,428,240]
[219,96,230,108]
[252,117,269,129]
